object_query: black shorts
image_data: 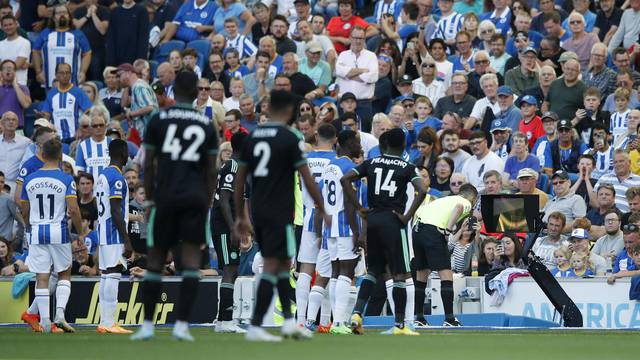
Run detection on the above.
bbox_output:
[211,221,240,269]
[412,223,451,271]
[365,211,411,276]
[254,222,296,260]
[148,205,208,251]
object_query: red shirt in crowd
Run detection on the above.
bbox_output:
[519,115,545,150]
[326,16,370,53]
[224,126,249,141]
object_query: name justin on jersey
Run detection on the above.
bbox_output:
[371,157,409,168]
[27,181,65,194]
[159,109,210,124]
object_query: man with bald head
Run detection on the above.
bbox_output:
[210,34,226,54]
[543,59,586,120]
[156,62,175,99]
[0,111,31,192]
[582,43,616,100]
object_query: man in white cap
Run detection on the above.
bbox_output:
[295,19,336,69]
[569,228,607,275]
[299,41,332,102]
[516,167,548,209]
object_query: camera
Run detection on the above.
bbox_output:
[467,216,477,231]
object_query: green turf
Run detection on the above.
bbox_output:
[0,327,636,360]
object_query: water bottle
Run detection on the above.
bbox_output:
[471,254,479,277]
[605,256,613,276]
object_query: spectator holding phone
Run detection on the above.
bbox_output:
[492,233,526,270]
[477,237,498,275]
[449,216,481,274]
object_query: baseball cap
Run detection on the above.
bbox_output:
[305,41,323,53]
[340,92,357,103]
[521,46,537,56]
[294,0,310,4]
[490,118,510,132]
[397,74,413,85]
[518,95,537,106]
[558,51,578,63]
[517,168,539,179]
[570,228,590,240]
[558,119,572,130]
[497,85,514,97]
[116,63,136,73]
[397,94,415,103]
[34,118,52,129]
[541,111,559,122]
[551,170,569,180]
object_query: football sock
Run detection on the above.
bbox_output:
[392,281,407,328]
[353,274,376,315]
[28,301,38,315]
[98,275,106,325]
[178,270,200,321]
[320,287,331,326]
[385,279,395,313]
[218,282,234,322]
[100,273,120,327]
[295,272,312,324]
[333,275,351,325]
[405,279,415,325]
[328,278,337,313]
[306,285,325,324]
[142,271,163,322]
[414,280,427,321]
[441,280,454,320]
[54,280,71,322]
[276,272,293,319]
[251,273,277,326]
[35,288,50,322]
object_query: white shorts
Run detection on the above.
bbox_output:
[328,236,358,261]
[297,231,320,264]
[98,244,127,271]
[26,243,72,274]
[316,248,332,278]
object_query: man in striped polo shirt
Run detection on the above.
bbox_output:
[594,149,640,213]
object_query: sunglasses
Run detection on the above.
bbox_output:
[623,224,640,233]
[451,181,464,186]
[300,106,312,111]
[378,55,393,62]
[92,124,105,128]
[198,87,211,91]
[481,29,493,34]
[80,124,89,129]
[569,20,582,25]
[475,60,489,65]
[422,63,436,68]
[552,180,567,185]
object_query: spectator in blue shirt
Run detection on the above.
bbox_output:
[494,85,523,131]
[613,224,640,273]
[561,0,596,35]
[451,30,475,72]
[161,0,217,44]
[503,131,541,189]
[480,0,512,36]
[213,0,256,36]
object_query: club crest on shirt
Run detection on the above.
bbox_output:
[201,12,208,18]
[343,23,351,30]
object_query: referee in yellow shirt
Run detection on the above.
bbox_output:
[412,184,478,327]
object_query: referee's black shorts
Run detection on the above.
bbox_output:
[366,210,411,276]
[412,222,451,271]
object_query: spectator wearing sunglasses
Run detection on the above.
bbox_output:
[543,119,588,176]
[542,170,587,232]
[613,222,640,274]
[75,105,112,182]
[412,58,446,106]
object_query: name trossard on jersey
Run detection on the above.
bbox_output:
[96,166,129,245]
[302,150,336,233]
[21,169,77,244]
[353,155,421,213]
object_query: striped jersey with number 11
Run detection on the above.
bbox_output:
[96,166,129,245]
[21,169,77,244]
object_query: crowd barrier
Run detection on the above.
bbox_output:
[1,275,637,328]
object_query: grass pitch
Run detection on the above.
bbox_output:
[0,327,636,360]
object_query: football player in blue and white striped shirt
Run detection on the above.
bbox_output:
[20,139,83,333]
[431,0,463,46]
[95,139,133,334]
[76,106,112,183]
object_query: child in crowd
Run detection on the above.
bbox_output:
[567,251,594,278]
[129,183,147,255]
[610,87,630,145]
[414,97,442,134]
[608,243,640,284]
[551,246,572,278]
[223,77,244,112]
[182,48,202,78]
[224,49,251,79]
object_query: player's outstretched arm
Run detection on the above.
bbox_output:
[340,170,362,215]
[396,177,426,224]
[299,164,330,225]
[206,154,218,208]
[110,197,132,255]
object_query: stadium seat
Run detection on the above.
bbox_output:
[153,40,186,64]
[187,39,211,73]
[537,173,549,194]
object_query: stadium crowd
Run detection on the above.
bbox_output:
[2,0,640,292]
